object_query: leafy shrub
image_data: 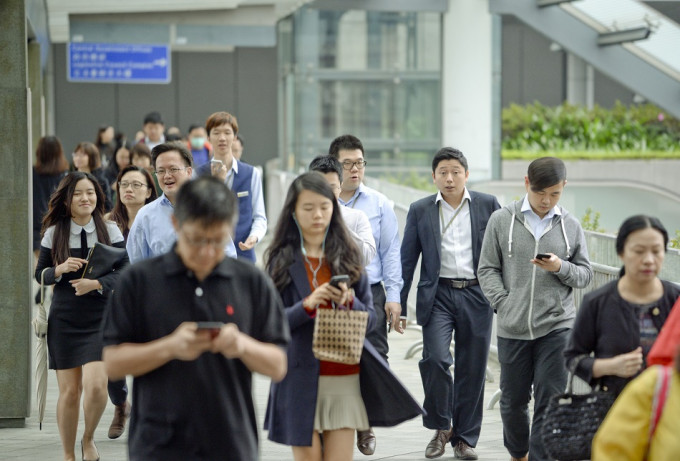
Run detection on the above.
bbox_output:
[581,207,605,233]
[502,102,680,152]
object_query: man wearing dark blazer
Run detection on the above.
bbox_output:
[401,147,500,460]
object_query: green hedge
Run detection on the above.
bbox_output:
[502,102,680,152]
[502,149,680,160]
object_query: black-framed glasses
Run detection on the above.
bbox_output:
[155,167,187,176]
[118,181,149,190]
[342,160,367,170]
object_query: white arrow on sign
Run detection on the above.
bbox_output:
[153,58,167,67]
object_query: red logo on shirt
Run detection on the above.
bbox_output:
[226,305,234,316]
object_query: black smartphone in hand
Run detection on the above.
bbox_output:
[195,321,224,338]
[535,253,550,260]
[329,274,350,288]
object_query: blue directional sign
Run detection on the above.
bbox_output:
[67,43,171,84]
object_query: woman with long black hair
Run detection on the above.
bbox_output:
[36,172,128,461]
[264,172,421,460]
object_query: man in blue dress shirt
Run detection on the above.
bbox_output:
[329,134,404,456]
[127,141,236,263]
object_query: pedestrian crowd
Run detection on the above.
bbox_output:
[32,110,680,461]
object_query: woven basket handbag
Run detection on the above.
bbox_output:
[541,359,616,461]
[312,307,368,365]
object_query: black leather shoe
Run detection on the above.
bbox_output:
[425,428,452,459]
[357,428,376,455]
[453,441,478,460]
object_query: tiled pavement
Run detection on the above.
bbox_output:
[2,326,508,461]
[4,238,509,460]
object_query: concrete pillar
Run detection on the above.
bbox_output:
[442,0,494,181]
[28,41,44,157]
[566,53,594,109]
[0,0,32,428]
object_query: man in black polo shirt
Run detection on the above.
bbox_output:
[102,176,289,461]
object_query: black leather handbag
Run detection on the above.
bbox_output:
[82,242,127,280]
[541,358,616,461]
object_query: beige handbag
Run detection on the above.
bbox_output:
[312,307,368,365]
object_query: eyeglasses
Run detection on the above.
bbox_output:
[118,181,149,190]
[342,160,367,170]
[155,167,187,176]
[180,230,230,249]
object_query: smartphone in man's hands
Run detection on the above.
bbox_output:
[195,321,224,339]
[535,253,550,260]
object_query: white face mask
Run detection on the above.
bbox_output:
[190,137,205,149]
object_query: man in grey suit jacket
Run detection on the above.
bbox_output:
[401,148,500,460]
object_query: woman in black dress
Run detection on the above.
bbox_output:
[36,172,128,461]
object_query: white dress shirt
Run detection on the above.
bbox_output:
[339,206,376,266]
[520,195,561,240]
[436,189,475,279]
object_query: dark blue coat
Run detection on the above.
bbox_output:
[400,190,501,325]
[264,254,424,446]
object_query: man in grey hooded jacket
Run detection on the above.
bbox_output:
[478,157,592,461]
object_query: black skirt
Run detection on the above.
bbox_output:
[47,251,107,369]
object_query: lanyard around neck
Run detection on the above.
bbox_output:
[439,199,466,235]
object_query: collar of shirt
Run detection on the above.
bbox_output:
[520,195,561,220]
[338,183,365,207]
[158,193,173,208]
[70,217,96,235]
[434,187,472,208]
[164,243,237,279]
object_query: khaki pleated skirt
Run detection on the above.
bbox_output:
[313,374,370,432]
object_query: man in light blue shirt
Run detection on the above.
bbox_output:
[127,142,236,264]
[329,134,404,456]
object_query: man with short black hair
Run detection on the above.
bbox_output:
[308,155,376,265]
[127,141,236,263]
[198,112,266,262]
[140,111,165,150]
[103,176,289,460]
[478,157,593,461]
[401,148,500,460]
[328,134,404,456]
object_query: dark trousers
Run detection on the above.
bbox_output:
[497,328,570,461]
[108,378,128,407]
[420,283,492,447]
[368,283,389,362]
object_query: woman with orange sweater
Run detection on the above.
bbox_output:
[264,172,421,460]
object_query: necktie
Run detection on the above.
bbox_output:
[80,228,88,259]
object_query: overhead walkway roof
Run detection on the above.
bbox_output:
[490,0,680,118]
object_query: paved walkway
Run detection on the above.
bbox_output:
[2,327,508,460]
[5,238,509,460]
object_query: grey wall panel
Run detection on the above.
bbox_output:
[52,45,278,169]
[53,43,117,155]
[520,26,564,106]
[116,61,178,142]
[502,17,563,107]
[501,18,524,107]
[594,70,635,108]
[176,51,237,135]
[234,47,278,167]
